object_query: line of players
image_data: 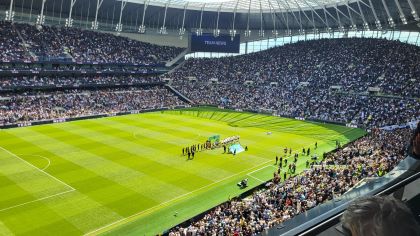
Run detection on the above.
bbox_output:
[182,141,212,160]
[274,142,318,181]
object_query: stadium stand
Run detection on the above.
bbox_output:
[170,38,420,128]
[0,21,183,64]
[0,21,419,236]
[0,86,186,126]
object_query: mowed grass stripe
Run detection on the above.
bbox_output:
[0,133,148,233]
[21,127,189,203]
[79,118,240,179]
[51,122,214,191]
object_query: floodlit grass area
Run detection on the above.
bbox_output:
[0,107,366,235]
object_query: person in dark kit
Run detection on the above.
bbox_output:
[294,156,297,163]
[192,151,195,159]
[223,145,226,153]
[187,152,191,160]
[279,156,283,166]
[284,147,287,154]
[315,142,318,149]
[284,158,288,167]
[283,172,287,180]
[292,163,296,173]
[245,146,248,151]
[289,148,292,155]
[275,156,278,164]
[237,178,248,188]
[277,167,281,174]
[302,148,305,154]
[182,148,184,156]
[288,164,292,173]
[307,148,310,156]
[306,160,309,168]
[233,149,236,156]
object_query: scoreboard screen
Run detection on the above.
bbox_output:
[189,34,240,53]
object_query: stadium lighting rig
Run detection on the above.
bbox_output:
[363,22,370,31]
[298,29,305,35]
[259,29,265,37]
[244,30,251,37]
[115,23,123,33]
[65,18,73,27]
[338,25,345,33]
[388,17,395,27]
[285,29,292,37]
[349,24,357,31]
[196,28,203,36]
[229,29,236,40]
[91,21,99,30]
[5,10,14,21]
[138,25,146,33]
[272,30,279,38]
[213,29,220,37]
[159,26,168,34]
[36,15,45,25]
[412,10,419,21]
[375,20,382,30]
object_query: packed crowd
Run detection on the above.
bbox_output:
[174,82,419,128]
[168,127,412,235]
[0,75,162,89]
[172,38,419,97]
[0,21,183,64]
[0,21,32,62]
[0,86,185,125]
[171,38,419,128]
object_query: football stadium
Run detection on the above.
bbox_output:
[0,0,419,235]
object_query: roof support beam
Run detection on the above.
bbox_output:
[259,0,264,37]
[345,3,357,30]
[380,0,395,27]
[230,1,239,39]
[335,5,345,32]
[301,0,329,29]
[115,0,127,33]
[36,0,47,25]
[159,1,171,34]
[138,0,149,33]
[245,0,252,37]
[214,4,222,36]
[367,0,382,29]
[65,0,77,27]
[282,0,303,33]
[393,0,407,24]
[406,0,419,21]
[5,0,14,21]
[92,0,104,30]
[197,4,205,35]
[272,0,290,35]
[179,3,188,37]
[356,0,369,30]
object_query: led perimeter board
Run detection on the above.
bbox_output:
[189,34,240,53]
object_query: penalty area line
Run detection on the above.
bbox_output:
[0,189,75,213]
[85,160,274,236]
[0,146,75,191]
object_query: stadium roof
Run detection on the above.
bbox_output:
[1,0,419,34]
[126,0,357,13]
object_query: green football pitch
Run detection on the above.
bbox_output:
[0,107,365,235]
